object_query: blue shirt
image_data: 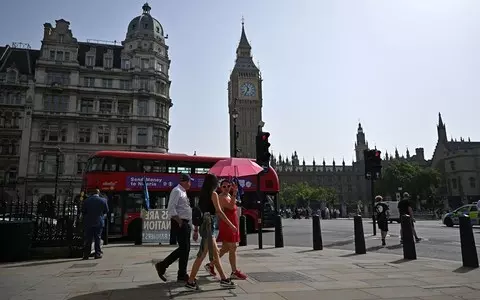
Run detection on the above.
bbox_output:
[82,194,109,227]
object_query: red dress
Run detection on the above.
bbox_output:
[216,196,240,243]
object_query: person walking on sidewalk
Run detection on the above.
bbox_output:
[398,192,421,244]
[374,195,389,246]
[155,173,194,282]
[82,189,109,260]
[205,179,247,280]
[185,174,236,290]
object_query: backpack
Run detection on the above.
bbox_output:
[192,206,203,226]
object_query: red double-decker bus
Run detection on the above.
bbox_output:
[81,150,279,239]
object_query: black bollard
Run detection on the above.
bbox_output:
[134,218,143,245]
[400,215,416,260]
[275,215,284,248]
[239,215,247,247]
[169,219,177,245]
[459,215,479,268]
[354,215,366,254]
[312,215,323,250]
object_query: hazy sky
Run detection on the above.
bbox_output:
[1,0,478,163]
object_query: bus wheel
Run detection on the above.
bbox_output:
[246,216,255,234]
[127,219,142,241]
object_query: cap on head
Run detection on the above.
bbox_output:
[403,192,410,199]
[179,173,193,182]
[95,188,100,195]
[375,195,383,202]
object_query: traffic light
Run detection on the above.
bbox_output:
[256,131,271,171]
[363,149,382,180]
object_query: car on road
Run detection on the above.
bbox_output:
[442,203,479,227]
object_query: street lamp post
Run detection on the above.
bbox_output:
[232,108,239,158]
[54,147,61,203]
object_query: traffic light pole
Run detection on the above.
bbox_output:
[371,178,376,236]
[257,172,263,249]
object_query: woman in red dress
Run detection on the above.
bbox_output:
[206,179,247,280]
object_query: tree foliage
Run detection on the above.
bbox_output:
[279,182,337,207]
[375,161,441,203]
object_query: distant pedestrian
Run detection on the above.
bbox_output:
[374,195,389,246]
[82,189,109,260]
[398,192,421,243]
[155,173,194,282]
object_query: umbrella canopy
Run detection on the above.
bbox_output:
[209,158,264,178]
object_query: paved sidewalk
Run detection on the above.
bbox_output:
[1,243,480,300]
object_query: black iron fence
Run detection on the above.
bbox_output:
[0,193,84,260]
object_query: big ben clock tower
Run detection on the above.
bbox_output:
[228,20,263,158]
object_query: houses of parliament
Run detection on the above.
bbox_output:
[228,24,480,213]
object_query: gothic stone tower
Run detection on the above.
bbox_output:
[355,123,368,162]
[228,21,262,158]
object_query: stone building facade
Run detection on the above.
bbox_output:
[0,3,172,202]
[228,22,263,158]
[431,113,480,207]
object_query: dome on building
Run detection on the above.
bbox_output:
[126,3,164,40]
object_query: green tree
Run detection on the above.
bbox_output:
[376,161,441,206]
[279,182,337,207]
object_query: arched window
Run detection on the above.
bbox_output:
[470,177,476,189]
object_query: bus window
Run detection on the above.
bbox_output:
[104,157,118,171]
[195,168,209,174]
[142,160,167,173]
[118,158,142,172]
[87,157,104,172]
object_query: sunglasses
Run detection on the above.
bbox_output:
[221,184,231,189]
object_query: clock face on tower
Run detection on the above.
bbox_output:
[240,82,256,97]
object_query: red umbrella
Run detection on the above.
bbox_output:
[209,158,263,178]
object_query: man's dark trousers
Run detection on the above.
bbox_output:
[162,219,191,279]
[84,226,103,257]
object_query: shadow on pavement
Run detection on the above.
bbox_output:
[390,258,414,264]
[3,258,80,268]
[295,249,319,254]
[324,240,353,247]
[67,280,240,300]
[453,266,478,274]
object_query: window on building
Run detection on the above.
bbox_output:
[12,112,20,128]
[80,99,94,113]
[0,139,18,155]
[50,51,55,60]
[137,128,147,145]
[76,155,89,174]
[470,177,476,189]
[139,78,149,91]
[78,127,91,143]
[137,100,148,116]
[38,153,64,175]
[56,51,64,61]
[141,58,149,69]
[153,128,160,147]
[99,100,112,114]
[43,95,69,112]
[156,61,162,72]
[116,127,128,144]
[450,161,456,171]
[40,125,67,142]
[452,178,458,189]
[155,101,165,118]
[120,80,131,90]
[47,72,69,85]
[104,57,113,68]
[86,55,95,67]
[84,77,95,87]
[58,34,64,43]
[102,78,113,88]
[6,70,17,83]
[121,59,130,70]
[118,101,130,115]
[97,125,110,144]
[65,52,70,61]
[6,167,17,184]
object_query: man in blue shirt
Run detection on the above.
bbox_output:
[82,189,109,259]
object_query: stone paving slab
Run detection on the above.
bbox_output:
[1,244,480,299]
